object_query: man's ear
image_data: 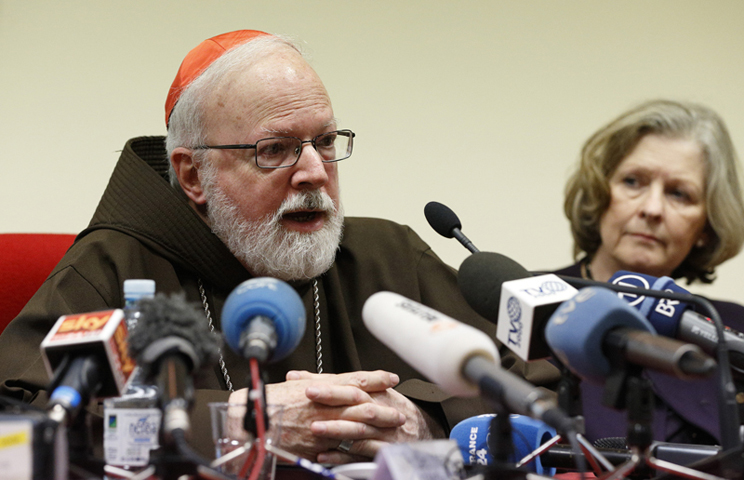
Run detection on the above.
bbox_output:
[171,147,207,205]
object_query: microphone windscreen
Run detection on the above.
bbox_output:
[363,291,499,397]
[458,252,531,322]
[610,271,690,338]
[424,201,461,238]
[545,287,655,383]
[449,414,556,475]
[128,293,220,371]
[221,277,306,363]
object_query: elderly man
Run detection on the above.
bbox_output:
[0,30,558,462]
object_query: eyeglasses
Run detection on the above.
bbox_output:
[192,129,355,169]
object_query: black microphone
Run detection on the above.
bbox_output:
[458,252,578,361]
[457,251,532,323]
[424,201,480,253]
[541,441,721,470]
[128,294,220,445]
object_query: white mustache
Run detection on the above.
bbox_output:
[277,190,336,216]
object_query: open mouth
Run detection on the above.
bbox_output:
[283,210,324,223]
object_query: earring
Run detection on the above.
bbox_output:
[696,238,706,248]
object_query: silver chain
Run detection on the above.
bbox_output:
[198,278,322,390]
[313,279,323,374]
[198,278,233,392]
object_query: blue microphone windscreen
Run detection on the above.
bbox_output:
[221,277,306,363]
[610,271,690,338]
[545,287,655,383]
[449,414,556,475]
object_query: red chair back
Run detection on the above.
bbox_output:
[0,233,76,333]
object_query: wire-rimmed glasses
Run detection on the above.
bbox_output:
[192,129,355,169]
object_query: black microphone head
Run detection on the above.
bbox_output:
[458,252,530,323]
[424,201,461,238]
[128,293,220,377]
[594,437,628,450]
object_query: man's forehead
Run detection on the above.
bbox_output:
[256,118,338,136]
[204,56,334,138]
[211,49,322,103]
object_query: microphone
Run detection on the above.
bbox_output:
[221,277,306,363]
[459,251,740,449]
[362,291,576,433]
[424,201,480,253]
[609,271,744,377]
[40,309,135,425]
[541,441,720,470]
[449,414,557,475]
[544,287,716,384]
[458,252,577,361]
[457,252,532,323]
[128,294,220,442]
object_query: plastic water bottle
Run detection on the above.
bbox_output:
[103,279,161,470]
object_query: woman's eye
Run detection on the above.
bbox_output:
[622,176,638,187]
[669,188,691,202]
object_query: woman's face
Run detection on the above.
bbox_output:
[594,134,708,278]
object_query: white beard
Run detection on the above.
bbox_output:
[203,177,344,282]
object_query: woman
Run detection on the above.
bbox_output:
[556,99,744,446]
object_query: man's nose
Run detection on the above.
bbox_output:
[291,143,330,189]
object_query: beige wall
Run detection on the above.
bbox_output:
[3,0,744,303]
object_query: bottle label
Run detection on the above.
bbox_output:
[0,420,33,480]
[103,407,161,467]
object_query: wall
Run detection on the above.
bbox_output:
[2,0,744,302]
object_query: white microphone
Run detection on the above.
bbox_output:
[363,291,498,397]
[362,292,576,433]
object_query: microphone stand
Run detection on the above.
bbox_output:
[557,275,741,451]
[66,409,108,480]
[517,366,615,476]
[473,403,533,480]
[478,401,561,480]
[520,363,728,480]
[598,357,726,480]
[488,405,515,465]
[243,363,269,438]
[225,357,272,480]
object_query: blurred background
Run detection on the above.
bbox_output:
[2,0,743,302]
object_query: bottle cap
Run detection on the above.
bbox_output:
[123,279,156,299]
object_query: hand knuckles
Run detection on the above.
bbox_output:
[359,403,378,421]
[350,388,368,403]
[354,423,371,437]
